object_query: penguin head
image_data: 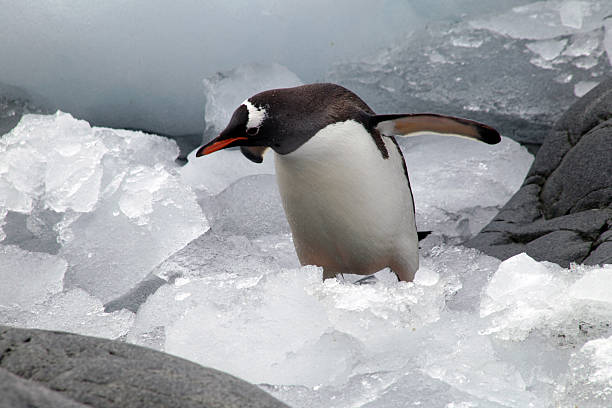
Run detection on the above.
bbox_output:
[196,84,374,163]
[195,100,270,163]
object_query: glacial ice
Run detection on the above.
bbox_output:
[201,175,290,238]
[0,244,66,309]
[180,148,275,196]
[131,247,612,408]
[400,135,533,239]
[558,335,612,407]
[14,289,134,340]
[0,246,133,340]
[0,112,208,302]
[480,254,612,342]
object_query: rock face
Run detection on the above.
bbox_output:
[467,78,612,266]
[0,326,290,408]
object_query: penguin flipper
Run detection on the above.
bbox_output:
[371,113,500,145]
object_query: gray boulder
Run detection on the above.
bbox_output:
[0,326,290,408]
[467,77,612,266]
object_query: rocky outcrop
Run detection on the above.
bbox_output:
[467,77,612,266]
[0,326,289,408]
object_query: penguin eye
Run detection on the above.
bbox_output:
[246,127,259,136]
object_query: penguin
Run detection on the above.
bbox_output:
[196,83,500,282]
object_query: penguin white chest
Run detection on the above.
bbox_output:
[274,120,418,276]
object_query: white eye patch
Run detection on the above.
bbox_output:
[243,99,267,129]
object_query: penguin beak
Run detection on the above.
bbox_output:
[195,135,248,157]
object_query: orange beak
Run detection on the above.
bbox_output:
[195,136,248,157]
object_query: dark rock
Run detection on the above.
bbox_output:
[467,78,612,267]
[103,273,168,313]
[0,367,89,408]
[0,326,290,408]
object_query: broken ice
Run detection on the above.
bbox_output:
[16,289,134,340]
[400,135,533,239]
[180,148,275,196]
[480,253,612,342]
[0,112,208,302]
[1,2,611,406]
[0,245,66,309]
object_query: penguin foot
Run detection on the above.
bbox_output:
[354,275,378,285]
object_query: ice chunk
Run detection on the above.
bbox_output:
[0,245,66,309]
[16,289,134,340]
[558,335,612,407]
[560,1,585,29]
[526,38,568,61]
[59,163,207,302]
[421,314,537,407]
[420,244,501,312]
[203,63,302,141]
[480,253,612,341]
[1,112,208,302]
[400,136,533,239]
[150,229,299,283]
[180,148,275,195]
[563,30,601,57]
[132,260,457,387]
[202,174,289,237]
[574,80,599,97]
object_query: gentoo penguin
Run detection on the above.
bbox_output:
[196,83,500,281]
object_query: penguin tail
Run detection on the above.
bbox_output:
[417,230,432,241]
[370,113,500,145]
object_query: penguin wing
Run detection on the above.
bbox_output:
[370,113,500,144]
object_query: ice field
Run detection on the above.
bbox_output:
[2,107,610,406]
[1,0,612,407]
